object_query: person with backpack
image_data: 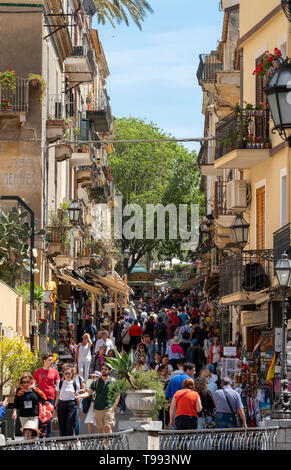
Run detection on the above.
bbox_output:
[120,322,131,353]
[178,320,192,355]
[154,317,167,356]
[54,366,82,437]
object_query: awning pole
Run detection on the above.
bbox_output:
[114,275,118,323]
[124,275,128,309]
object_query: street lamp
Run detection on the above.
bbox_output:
[230,213,250,250]
[282,0,291,21]
[68,200,81,225]
[273,252,291,418]
[264,59,291,145]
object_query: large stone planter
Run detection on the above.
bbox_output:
[125,389,156,422]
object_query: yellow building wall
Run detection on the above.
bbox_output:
[239,5,291,251]
[240,0,282,38]
[0,280,20,332]
[244,148,287,250]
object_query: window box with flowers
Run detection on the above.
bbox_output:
[253,48,283,82]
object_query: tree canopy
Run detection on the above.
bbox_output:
[109,117,204,272]
[94,0,153,30]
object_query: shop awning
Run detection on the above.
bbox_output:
[179,274,206,292]
[54,271,107,298]
[85,271,131,296]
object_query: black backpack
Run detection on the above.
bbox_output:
[156,322,166,338]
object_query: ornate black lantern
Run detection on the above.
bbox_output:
[68,200,81,225]
[230,213,250,249]
[264,59,291,144]
[282,0,291,21]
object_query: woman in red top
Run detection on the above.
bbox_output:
[129,320,143,350]
[169,378,202,430]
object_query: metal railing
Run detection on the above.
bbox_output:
[214,180,234,218]
[4,430,131,450]
[219,250,273,298]
[159,427,278,451]
[197,52,223,83]
[273,223,291,274]
[215,110,270,160]
[0,78,29,112]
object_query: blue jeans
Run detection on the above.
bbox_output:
[118,393,126,412]
[215,413,236,428]
[74,404,80,435]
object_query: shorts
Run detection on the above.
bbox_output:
[93,408,115,429]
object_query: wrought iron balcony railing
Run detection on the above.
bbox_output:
[197,52,223,83]
[0,78,29,113]
[159,427,278,451]
[215,110,270,161]
[219,250,273,298]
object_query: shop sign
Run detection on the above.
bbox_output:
[241,310,268,326]
[128,273,155,282]
[42,290,55,304]
[223,346,237,357]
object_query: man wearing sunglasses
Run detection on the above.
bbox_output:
[75,363,120,434]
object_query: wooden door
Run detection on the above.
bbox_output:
[256,186,265,250]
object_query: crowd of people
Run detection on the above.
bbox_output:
[5,287,248,440]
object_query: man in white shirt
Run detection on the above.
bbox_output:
[95,331,114,354]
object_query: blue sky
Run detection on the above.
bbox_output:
[92,0,223,152]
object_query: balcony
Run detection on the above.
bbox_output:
[214,110,271,170]
[0,78,29,121]
[86,90,112,133]
[64,46,94,84]
[199,141,223,177]
[219,250,273,305]
[197,52,223,92]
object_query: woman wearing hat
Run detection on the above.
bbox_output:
[12,372,47,431]
[165,337,184,371]
[22,419,40,440]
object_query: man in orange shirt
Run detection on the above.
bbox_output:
[129,320,143,350]
[169,378,202,430]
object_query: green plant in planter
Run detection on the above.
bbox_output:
[106,350,168,418]
[0,69,17,93]
[28,74,47,102]
[16,282,44,306]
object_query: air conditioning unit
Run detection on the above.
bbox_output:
[226,180,248,210]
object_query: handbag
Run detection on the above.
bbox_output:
[39,401,54,424]
[222,389,240,428]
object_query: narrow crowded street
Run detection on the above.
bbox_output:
[1,0,291,457]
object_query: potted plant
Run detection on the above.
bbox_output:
[106,350,168,422]
[28,74,47,102]
[255,136,264,149]
[0,69,17,93]
[263,136,272,149]
[255,102,264,115]
[253,48,282,78]
[246,133,254,149]
[244,102,254,116]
